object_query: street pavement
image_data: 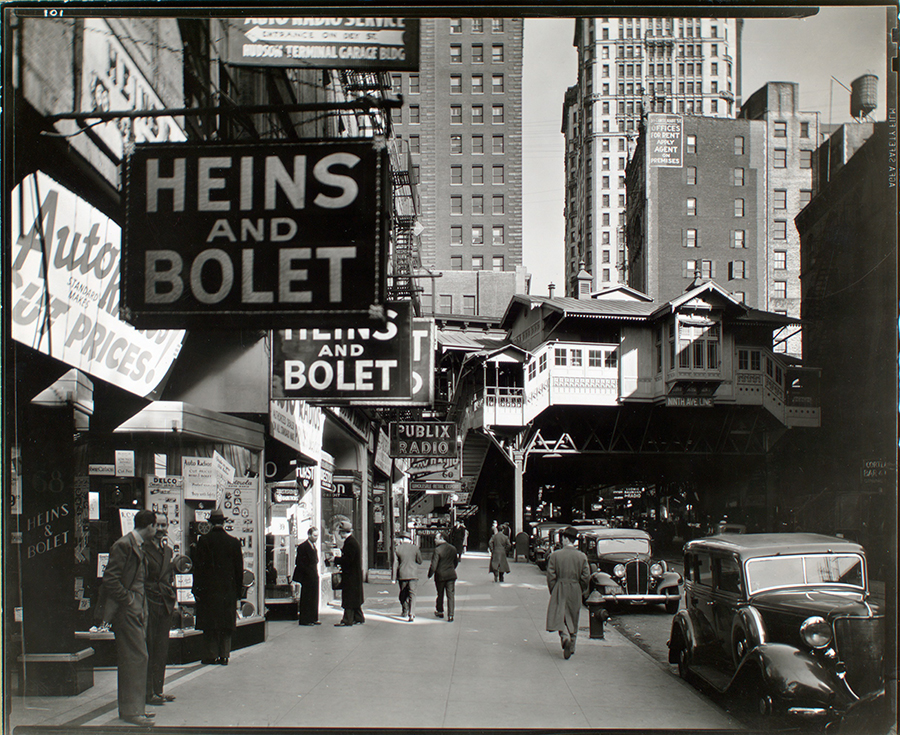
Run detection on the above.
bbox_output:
[10,551,744,732]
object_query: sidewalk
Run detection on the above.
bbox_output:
[11,552,743,731]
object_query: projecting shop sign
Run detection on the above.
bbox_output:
[647,114,684,167]
[271,302,412,402]
[389,422,457,458]
[226,17,419,70]
[122,139,389,328]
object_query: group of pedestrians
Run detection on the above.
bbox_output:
[98,506,244,725]
[391,531,459,621]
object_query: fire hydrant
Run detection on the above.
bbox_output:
[584,589,610,639]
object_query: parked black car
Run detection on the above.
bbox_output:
[531,522,566,570]
[579,528,681,613]
[668,533,885,722]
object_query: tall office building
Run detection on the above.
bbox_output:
[563,16,743,296]
[391,17,526,317]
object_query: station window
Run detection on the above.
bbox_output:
[570,349,582,367]
[555,348,567,366]
[588,350,603,368]
[539,353,547,372]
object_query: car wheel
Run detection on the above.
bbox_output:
[665,597,679,614]
[733,628,750,668]
[676,642,691,680]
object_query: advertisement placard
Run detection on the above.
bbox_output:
[647,114,684,167]
[272,302,412,401]
[269,400,324,462]
[182,457,217,501]
[123,140,389,328]
[406,456,461,482]
[224,17,419,71]
[145,476,185,557]
[389,422,457,458]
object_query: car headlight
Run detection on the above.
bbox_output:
[613,564,626,578]
[650,562,664,577]
[800,616,833,649]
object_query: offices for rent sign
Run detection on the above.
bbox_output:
[648,114,684,167]
[122,139,389,328]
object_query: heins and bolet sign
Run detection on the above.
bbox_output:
[122,140,388,328]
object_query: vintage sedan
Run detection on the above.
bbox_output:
[579,528,682,613]
[668,533,885,721]
[531,522,567,570]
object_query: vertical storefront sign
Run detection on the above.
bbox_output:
[647,114,684,167]
[222,477,259,603]
[269,400,325,463]
[145,476,185,557]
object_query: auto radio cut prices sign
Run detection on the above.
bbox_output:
[122,139,389,328]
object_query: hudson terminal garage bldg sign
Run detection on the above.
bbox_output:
[122,139,389,328]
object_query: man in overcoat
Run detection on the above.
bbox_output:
[545,526,590,660]
[191,508,244,664]
[98,508,158,725]
[145,512,177,705]
[488,525,511,582]
[428,531,459,621]
[334,520,365,626]
[292,526,321,625]
[392,532,422,621]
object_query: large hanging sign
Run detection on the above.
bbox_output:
[269,400,325,462]
[354,318,435,406]
[407,456,461,483]
[389,422,457,458]
[272,302,412,402]
[647,114,684,168]
[225,17,419,71]
[122,139,390,328]
[10,172,185,397]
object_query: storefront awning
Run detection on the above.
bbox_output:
[114,401,264,450]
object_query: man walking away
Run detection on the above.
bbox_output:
[545,526,590,660]
[334,520,365,626]
[145,512,177,706]
[292,527,321,625]
[98,508,158,726]
[428,531,459,621]
[392,532,422,621]
[191,508,244,664]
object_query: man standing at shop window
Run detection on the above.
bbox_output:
[292,527,321,626]
[145,512,177,706]
[98,509,158,726]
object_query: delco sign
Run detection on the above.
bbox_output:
[122,140,389,328]
[389,422,457,458]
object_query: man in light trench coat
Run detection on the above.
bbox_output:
[545,526,590,660]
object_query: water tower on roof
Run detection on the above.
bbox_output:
[850,74,878,121]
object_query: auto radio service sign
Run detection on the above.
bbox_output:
[123,139,389,328]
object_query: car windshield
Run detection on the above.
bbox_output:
[745,553,865,594]
[595,537,651,555]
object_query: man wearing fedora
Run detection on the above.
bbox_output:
[191,508,244,664]
[545,526,590,660]
[392,532,422,622]
[334,520,365,626]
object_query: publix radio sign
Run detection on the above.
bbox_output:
[389,422,457,459]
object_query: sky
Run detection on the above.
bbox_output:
[521,6,892,295]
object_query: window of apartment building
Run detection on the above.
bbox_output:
[451,165,462,185]
[687,197,697,216]
[492,195,504,215]
[772,189,787,209]
[603,83,610,95]
[472,165,483,185]
[686,166,697,185]
[462,295,476,315]
[774,250,787,270]
[487,135,501,155]
[450,226,463,245]
[602,139,610,153]
[492,74,504,93]
[390,107,402,124]
[471,74,484,94]
[619,194,625,207]
[602,213,610,226]
[601,193,610,208]
[492,165,504,185]
[470,134,483,154]
[602,175,610,189]
[450,105,462,124]
[472,195,484,215]
[603,120,610,132]
[409,105,420,124]
[685,228,698,247]
[492,18,504,33]
[450,257,463,271]
[450,45,462,63]
[686,134,696,154]
[774,220,787,239]
[472,105,483,124]
[711,43,718,56]
[600,268,610,282]
[450,195,463,215]
[492,225,505,245]
[602,250,611,264]
[409,74,420,94]
[728,260,745,279]
[439,295,452,312]
[774,148,787,168]
[492,255,504,271]
[734,198,744,217]
[618,138,626,152]
[492,104,504,123]
[618,100,626,116]
[774,121,787,137]
[773,281,787,298]
[799,189,812,207]
[391,74,402,94]
[734,136,744,155]
[472,44,483,63]
[412,165,419,183]
[800,150,812,169]
[602,157,610,171]
[450,74,462,94]
[800,121,810,138]
[733,168,744,186]
[733,230,745,248]
[472,255,484,270]
[472,225,484,245]
[450,18,461,33]
[472,18,483,33]
[492,44,504,63]
[711,61,719,75]
[450,135,462,154]
[602,101,610,116]
[619,156,626,169]
[409,135,420,154]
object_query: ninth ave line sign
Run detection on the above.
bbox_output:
[389,422,457,458]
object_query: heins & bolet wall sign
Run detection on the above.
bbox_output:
[226,17,419,70]
[122,139,389,328]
